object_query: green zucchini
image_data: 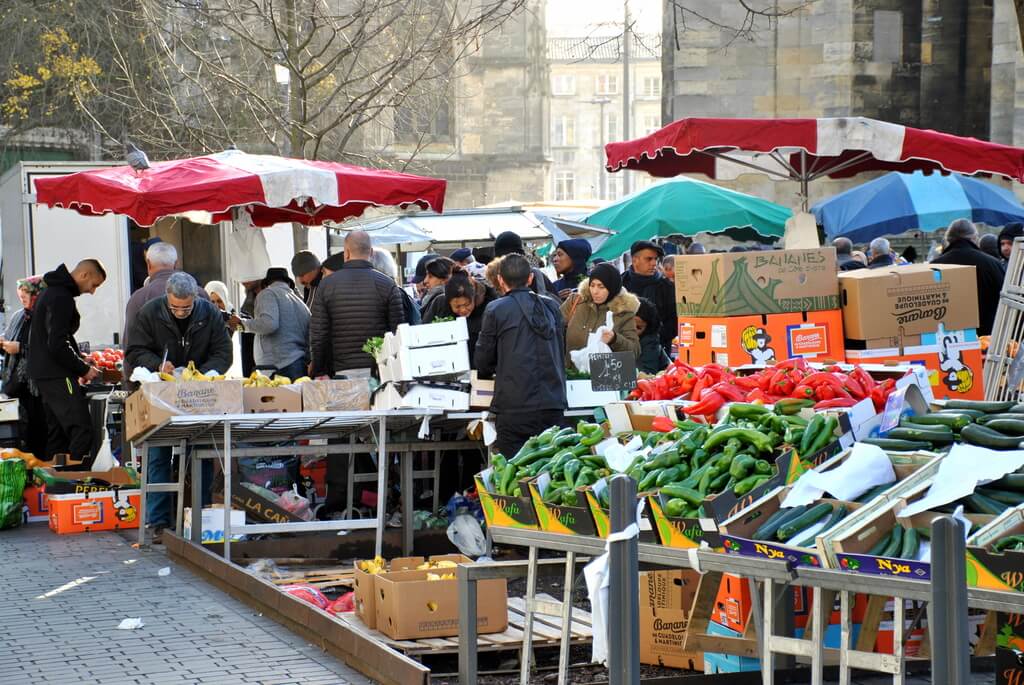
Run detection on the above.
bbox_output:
[908,413,973,430]
[937,408,985,420]
[1012,404,1024,414]
[914,526,932,540]
[859,437,932,451]
[981,419,1024,436]
[855,483,892,503]
[899,527,920,561]
[868,529,893,556]
[977,487,1024,506]
[884,427,954,445]
[964,493,1008,516]
[881,526,904,557]
[991,473,1024,491]
[945,399,1016,413]
[961,423,1024,450]
[777,502,833,541]
[753,505,805,541]
[994,534,1024,552]
[975,413,1024,424]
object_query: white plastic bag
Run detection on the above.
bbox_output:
[569,311,614,373]
[447,513,489,557]
[91,429,117,472]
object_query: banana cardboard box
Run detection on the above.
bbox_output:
[676,309,845,368]
[674,248,839,318]
[125,380,244,442]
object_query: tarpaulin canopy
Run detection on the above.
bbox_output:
[811,171,1024,244]
[605,117,1024,210]
[33,149,447,227]
[584,177,791,259]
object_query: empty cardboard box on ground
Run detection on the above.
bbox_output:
[838,263,978,340]
[639,569,704,671]
[126,380,244,441]
[674,248,838,317]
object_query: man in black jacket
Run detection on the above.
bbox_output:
[126,272,233,532]
[476,254,567,458]
[931,219,1007,336]
[28,259,106,465]
[621,240,676,355]
[309,230,405,376]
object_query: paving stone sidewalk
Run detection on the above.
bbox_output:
[0,523,373,685]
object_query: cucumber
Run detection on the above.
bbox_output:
[859,437,932,451]
[961,423,1024,450]
[981,419,1024,436]
[977,488,1024,506]
[942,401,1015,411]
[753,505,805,541]
[803,503,848,544]
[900,528,920,561]
[855,483,892,503]
[777,502,833,541]
[994,534,1024,552]
[964,493,1008,516]
[914,526,932,540]
[902,413,974,430]
[884,427,954,445]
[1012,404,1024,414]
[899,418,954,433]
[659,484,704,507]
[881,526,904,557]
[867,529,893,555]
[991,474,1024,491]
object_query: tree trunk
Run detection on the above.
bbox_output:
[1016,0,1024,53]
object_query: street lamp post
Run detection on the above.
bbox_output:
[589,97,612,200]
[274,63,292,157]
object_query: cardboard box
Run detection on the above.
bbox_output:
[674,247,838,317]
[583,477,648,539]
[967,506,1024,593]
[838,263,978,340]
[606,402,678,434]
[35,467,139,495]
[475,469,538,530]
[395,318,469,349]
[299,379,370,412]
[566,379,621,409]
[645,493,722,549]
[374,568,507,640]
[183,507,245,544]
[382,342,471,381]
[996,645,1024,685]
[639,569,704,671]
[125,380,244,442]
[469,371,495,408]
[230,472,307,524]
[22,483,48,522]
[703,622,761,673]
[527,474,596,536]
[711,573,753,634]
[372,382,469,411]
[844,328,985,401]
[677,309,845,368]
[242,386,303,413]
[353,554,468,629]
[48,488,141,534]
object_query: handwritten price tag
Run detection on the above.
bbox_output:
[589,352,637,392]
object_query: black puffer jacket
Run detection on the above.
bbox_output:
[27,264,90,380]
[310,260,405,374]
[621,270,676,353]
[931,239,1007,336]
[475,288,566,415]
[125,296,233,374]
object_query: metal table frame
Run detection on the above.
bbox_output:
[456,527,1024,685]
[132,409,441,558]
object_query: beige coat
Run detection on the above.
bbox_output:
[560,278,640,365]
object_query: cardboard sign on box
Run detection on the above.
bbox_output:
[373,568,507,640]
[675,248,839,317]
[126,380,244,442]
[838,263,978,340]
[242,386,302,413]
[677,309,845,368]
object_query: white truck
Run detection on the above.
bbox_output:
[0,160,326,347]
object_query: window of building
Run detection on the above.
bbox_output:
[605,173,622,201]
[873,10,902,63]
[552,74,576,96]
[595,74,618,95]
[604,111,619,143]
[394,98,452,142]
[642,113,660,136]
[553,115,576,147]
[641,75,661,98]
[554,171,575,201]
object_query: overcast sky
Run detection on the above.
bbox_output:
[546,0,662,38]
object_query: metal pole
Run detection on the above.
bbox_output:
[457,565,478,685]
[608,474,639,685]
[375,416,388,559]
[930,515,970,685]
[621,0,631,197]
[223,421,232,561]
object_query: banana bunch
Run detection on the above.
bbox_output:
[416,560,458,570]
[357,556,386,575]
[426,572,456,581]
[158,361,224,382]
[292,376,312,384]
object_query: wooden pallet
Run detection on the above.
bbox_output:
[269,566,356,590]
[336,593,594,657]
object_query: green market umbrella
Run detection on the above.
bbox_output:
[585,177,791,260]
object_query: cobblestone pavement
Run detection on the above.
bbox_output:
[0,524,373,685]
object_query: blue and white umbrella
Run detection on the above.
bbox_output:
[811,170,1024,243]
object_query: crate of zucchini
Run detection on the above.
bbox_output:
[476,400,845,544]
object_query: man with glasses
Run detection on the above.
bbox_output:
[126,272,233,539]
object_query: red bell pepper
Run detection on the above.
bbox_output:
[732,375,761,390]
[774,357,810,371]
[838,373,866,399]
[814,397,858,409]
[851,366,876,392]
[792,384,816,400]
[746,388,768,402]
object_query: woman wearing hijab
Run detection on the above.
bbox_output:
[551,239,592,300]
[560,263,640,367]
[423,267,498,366]
[634,297,670,374]
[1,276,48,457]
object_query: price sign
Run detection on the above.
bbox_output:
[589,352,637,392]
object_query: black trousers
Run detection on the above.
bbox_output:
[493,409,566,460]
[35,377,94,465]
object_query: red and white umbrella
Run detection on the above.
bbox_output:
[34,149,447,227]
[605,117,1024,209]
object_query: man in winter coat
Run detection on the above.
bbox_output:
[291,250,324,307]
[309,230,405,376]
[833,237,866,271]
[998,223,1024,262]
[126,272,233,532]
[229,267,310,380]
[551,239,592,299]
[476,254,567,458]
[621,240,676,355]
[868,238,896,268]
[931,219,1007,336]
[27,259,106,465]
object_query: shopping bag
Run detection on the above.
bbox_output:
[569,311,614,374]
[0,457,27,530]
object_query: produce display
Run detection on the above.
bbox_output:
[87,347,123,370]
[862,400,1024,452]
[629,359,900,414]
[241,370,311,387]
